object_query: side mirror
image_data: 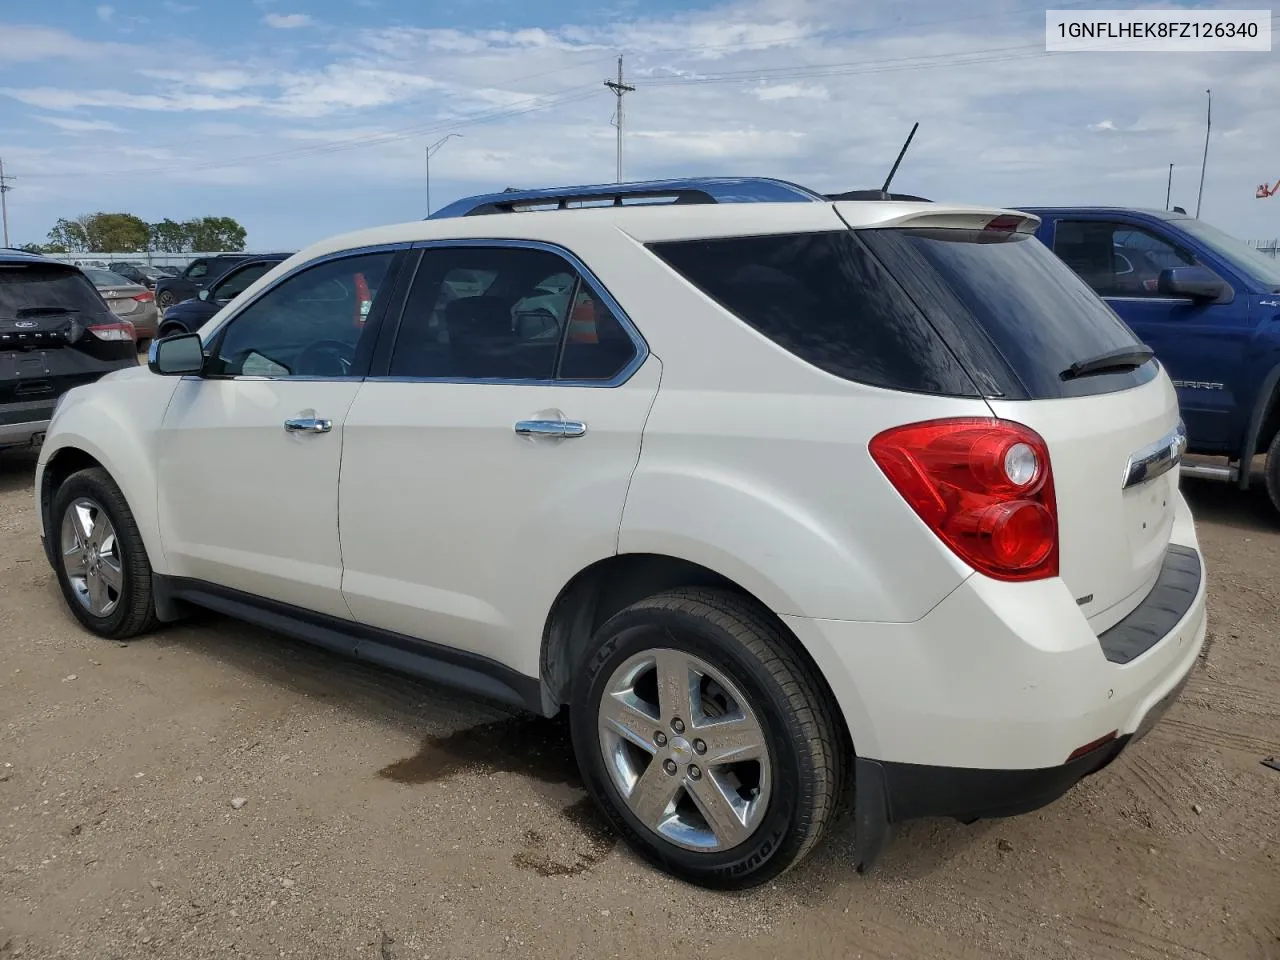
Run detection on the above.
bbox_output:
[1158,265,1227,302]
[148,332,205,376]
[197,289,211,302]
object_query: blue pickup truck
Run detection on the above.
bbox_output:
[1018,207,1280,511]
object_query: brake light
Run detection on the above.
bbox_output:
[984,215,1022,234]
[869,418,1058,581]
[132,291,155,303]
[88,320,136,342]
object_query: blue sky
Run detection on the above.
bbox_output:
[1,0,1277,249]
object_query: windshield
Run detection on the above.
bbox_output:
[859,227,1155,399]
[1177,218,1280,290]
[83,269,133,287]
[0,264,108,317]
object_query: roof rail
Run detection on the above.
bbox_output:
[429,177,826,219]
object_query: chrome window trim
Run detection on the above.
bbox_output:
[367,237,650,389]
[192,242,412,384]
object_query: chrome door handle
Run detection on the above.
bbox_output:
[284,417,332,434]
[514,419,587,439]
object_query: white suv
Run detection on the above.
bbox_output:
[35,178,1207,889]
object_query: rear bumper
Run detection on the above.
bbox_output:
[783,490,1205,773]
[863,661,1192,825]
[0,400,55,447]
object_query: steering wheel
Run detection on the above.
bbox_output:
[294,339,356,377]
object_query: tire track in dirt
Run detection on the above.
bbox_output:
[1068,915,1223,960]
[1152,717,1276,756]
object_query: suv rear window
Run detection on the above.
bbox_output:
[858,228,1157,399]
[0,264,108,317]
[648,231,978,396]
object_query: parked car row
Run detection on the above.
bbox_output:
[28,177,1210,891]
[81,268,158,344]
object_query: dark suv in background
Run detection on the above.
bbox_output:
[157,252,293,337]
[0,250,139,452]
[154,254,284,310]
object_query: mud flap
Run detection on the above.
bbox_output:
[853,756,892,874]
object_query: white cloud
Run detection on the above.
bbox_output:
[751,82,829,102]
[96,5,115,21]
[263,13,312,29]
[1090,120,1117,132]
[34,116,125,133]
[0,24,138,61]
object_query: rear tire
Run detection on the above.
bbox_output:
[1265,431,1280,516]
[570,588,844,889]
[51,467,158,640]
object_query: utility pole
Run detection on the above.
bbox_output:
[604,55,635,183]
[0,157,14,248]
[1165,163,1173,211]
[1196,89,1211,218]
[425,133,462,216]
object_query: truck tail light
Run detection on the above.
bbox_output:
[88,320,136,343]
[869,418,1058,582]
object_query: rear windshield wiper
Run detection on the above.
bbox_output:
[1060,345,1154,381]
[14,307,81,317]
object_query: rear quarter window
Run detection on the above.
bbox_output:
[647,231,979,396]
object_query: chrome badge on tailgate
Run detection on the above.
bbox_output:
[1122,422,1187,490]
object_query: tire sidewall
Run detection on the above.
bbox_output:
[51,472,143,637]
[1266,431,1280,516]
[571,606,814,889]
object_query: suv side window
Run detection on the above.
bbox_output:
[1053,221,1196,298]
[209,251,395,378]
[185,259,209,280]
[387,246,637,382]
[213,262,274,301]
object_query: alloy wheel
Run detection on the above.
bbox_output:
[60,497,123,618]
[596,647,772,852]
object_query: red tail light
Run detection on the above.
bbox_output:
[132,291,155,303]
[869,418,1058,581]
[88,320,137,343]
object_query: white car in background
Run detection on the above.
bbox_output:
[33,177,1206,889]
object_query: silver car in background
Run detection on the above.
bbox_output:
[82,268,158,345]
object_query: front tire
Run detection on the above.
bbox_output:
[156,290,176,311]
[51,467,158,640]
[570,588,845,889]
[1266,431,1280,516]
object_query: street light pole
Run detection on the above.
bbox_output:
[425,133,463,216]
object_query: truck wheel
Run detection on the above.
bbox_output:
[1265,431,1280,515]
[570,588,845,889]
[157,290,176,310]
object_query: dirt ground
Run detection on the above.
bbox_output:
[0,447,1277,960]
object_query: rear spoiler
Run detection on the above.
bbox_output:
[844,206,1042,235]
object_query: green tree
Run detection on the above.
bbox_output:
[83,212,150,252]
[47,217,89,251]
[148,218,190,253]
[184,216,247,252]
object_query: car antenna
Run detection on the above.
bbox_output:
[878,122,919,200]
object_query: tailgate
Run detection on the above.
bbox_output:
[853,217,1185,631]
[988,375,1181,628]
